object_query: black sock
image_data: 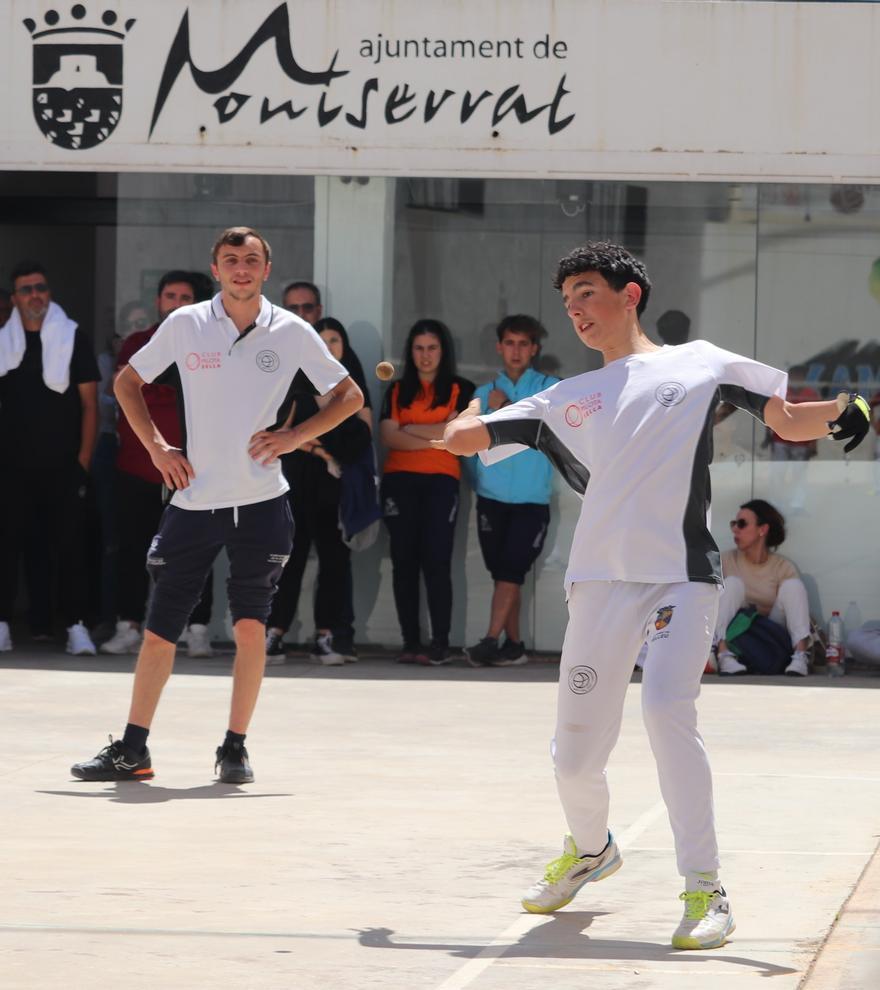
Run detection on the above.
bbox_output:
[122,723,149,755]
[224,730,246,754]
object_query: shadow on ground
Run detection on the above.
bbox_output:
[356,911,798,978]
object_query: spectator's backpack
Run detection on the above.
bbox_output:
[726,606,792,675]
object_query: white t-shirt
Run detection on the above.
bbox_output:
[129,294,349,511]
[479,340,788,592]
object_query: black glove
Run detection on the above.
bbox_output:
[827,392,871,454]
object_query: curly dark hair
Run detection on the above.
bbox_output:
[397,318,457,409]
[552,242,652,317]
[740,498,786,550]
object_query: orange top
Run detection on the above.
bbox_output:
[382,379,470,479]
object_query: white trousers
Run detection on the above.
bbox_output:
[555,580,721,878]
[715,575,811,648]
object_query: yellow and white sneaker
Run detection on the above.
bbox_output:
[521,832,622,913]
[672,886,735,949]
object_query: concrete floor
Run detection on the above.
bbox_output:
[2,648,879,990]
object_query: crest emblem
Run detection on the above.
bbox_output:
[256,350,280,373]
[654,605,676,631]
[655,381,687,407]
[23,7,135,150]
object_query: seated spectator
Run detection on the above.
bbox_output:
[848,622,880,667]
[715,499,811,677]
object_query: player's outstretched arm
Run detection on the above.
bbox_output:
[432,399,490,455]
[764,392,871,453]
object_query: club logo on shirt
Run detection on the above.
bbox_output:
[568,665,598,695]
[185,351,222,371]
[256,349,280,373]
[655,381,687,407]
[564,392,603,428]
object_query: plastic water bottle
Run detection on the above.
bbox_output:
[826,611,845,677]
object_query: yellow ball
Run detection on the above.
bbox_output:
[375,361,395,381]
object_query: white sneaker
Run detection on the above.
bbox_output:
[185,623,214,658]
[100,621,142,655]
[308,632,344,666]
[717,651,748,676]
[0,621,12,652]
[785,650,809,677]
[66,621,97,656]
[672,887,736,949]
[521,832,622,913]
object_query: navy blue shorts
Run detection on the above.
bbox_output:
[145,495,294,644]
[476,496,550,586]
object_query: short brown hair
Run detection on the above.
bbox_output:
[496,313,546,345]
[211,226,272,264]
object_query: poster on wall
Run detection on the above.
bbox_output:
[1,0,878,179]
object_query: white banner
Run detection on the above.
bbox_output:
[1,0,877,180]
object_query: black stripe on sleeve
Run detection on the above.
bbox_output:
[485,418,590,496]
[682,399,722,585]
[717,383,772,422]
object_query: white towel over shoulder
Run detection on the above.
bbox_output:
[0,301,78,393]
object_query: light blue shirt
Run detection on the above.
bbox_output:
[468,367,560,504]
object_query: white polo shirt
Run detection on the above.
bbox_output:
[129,294,349,511]
[478,340,787,591]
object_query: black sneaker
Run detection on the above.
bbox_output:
[334,637,358,663]
[464,636,500,667]
[493,639,528,666]
[71,735,154,781]
[265,629,286,665]
[418,644,453,666]
[308,632,344,666]
[215,741,254,784]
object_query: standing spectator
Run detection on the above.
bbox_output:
[465,315,560,666]
[715,499,812,677]
[380,319,474,665]
[100,271,216,658]
[0,261,99,654]
[0,288,13,327]
[265,317,373,664]
[71,226,362,783]
[283,280,322,325]
[92,301,152,634]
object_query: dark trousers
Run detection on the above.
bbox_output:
[0,462,91,630]
[268,488,354,640]
[115,470,212,626]
[381,472,459,649]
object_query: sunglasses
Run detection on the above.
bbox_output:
[125,316,151,331]
[16,282,49,295]
[288,302,317,313]
[729,519,749,529]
